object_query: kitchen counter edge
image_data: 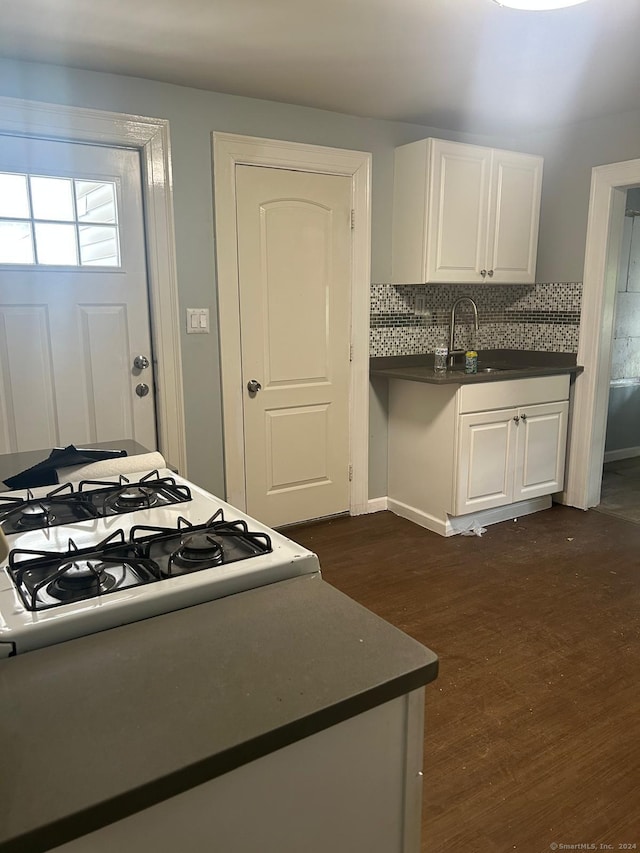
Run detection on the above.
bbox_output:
[0,575,438,853]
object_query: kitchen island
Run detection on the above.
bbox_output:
[0,574,438,853]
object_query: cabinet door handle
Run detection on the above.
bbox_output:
[487,269,494,277]
[521,413,527,421]
[513,415,520,424]
[480,269,487,278]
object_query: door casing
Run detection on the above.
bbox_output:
[563,157,640,509]
[213,132,371,516]
[0,96,187,475]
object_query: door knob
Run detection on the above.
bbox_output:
[136,383,150,397]
[247,379,262,394]
[134,355,150,370]
[513,415,520,424]
[521,413,527,421]
[480,269,487,278]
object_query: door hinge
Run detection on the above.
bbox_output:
[350,209,355,230]
[348,464,353,482]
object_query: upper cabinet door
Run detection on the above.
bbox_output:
[391,138,543,285]
[487,150,543,284]
[425,140,492,283]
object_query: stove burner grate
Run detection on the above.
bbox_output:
[0,472,192,536]
[6,508,273,611]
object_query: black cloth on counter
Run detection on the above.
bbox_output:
[3,445,127,490]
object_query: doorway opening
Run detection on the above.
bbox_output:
[593,188,640,524]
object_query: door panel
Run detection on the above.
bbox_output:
[78,304,134,442]
[0,135,156,454]
[0,305,58,451]
[266,404,330,490]
[236,165,351,527]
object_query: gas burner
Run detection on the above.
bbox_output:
[18,503,53,529]
[111,486,158,511]
[47,560,118,603]
[170,532,224,574]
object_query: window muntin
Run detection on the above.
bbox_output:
[0,172,121,267]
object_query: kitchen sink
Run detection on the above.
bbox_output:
[450,365,506,374]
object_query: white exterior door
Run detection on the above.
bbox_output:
[513,401,569,501]
[0,135,156,454]
[235,165,352,527]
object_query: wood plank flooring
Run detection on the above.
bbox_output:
[596,456,640,524]
[286,505,640,853]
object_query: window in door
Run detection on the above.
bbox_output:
[0,172,121,267]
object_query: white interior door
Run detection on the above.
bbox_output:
[235,165,352,527]
[0,135,156,454]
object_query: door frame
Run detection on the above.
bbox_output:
[0,96,187,474]
[213,132,371,516]
[564,157,640,508]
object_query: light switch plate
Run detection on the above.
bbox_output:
[186,308,210,334]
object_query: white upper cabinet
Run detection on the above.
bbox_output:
[391,138,543,284]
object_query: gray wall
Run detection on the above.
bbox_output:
[516,110,640,283]
[0,58,514,498]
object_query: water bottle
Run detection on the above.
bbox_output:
[434,337,448,374]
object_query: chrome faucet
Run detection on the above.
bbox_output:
[449,297,479,366]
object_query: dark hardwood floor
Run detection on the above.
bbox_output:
[286,505,640,853]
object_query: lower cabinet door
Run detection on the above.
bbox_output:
[455,409,516,515]
[513,401,569,500]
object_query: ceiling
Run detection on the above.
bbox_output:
[1,0,639,134]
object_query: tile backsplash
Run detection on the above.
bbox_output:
[370,282,582,357]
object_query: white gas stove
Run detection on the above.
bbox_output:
[0,468,320,656]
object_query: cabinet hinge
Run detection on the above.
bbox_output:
[348,465,353,482]
[350,209,355,230]
[349,344,354,362]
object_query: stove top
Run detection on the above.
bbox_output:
[0,468,320,656]
[9,509,273,612]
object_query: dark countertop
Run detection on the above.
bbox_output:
[0,574,438,853]
[370,349,582,385]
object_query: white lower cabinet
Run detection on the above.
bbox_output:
[387,374,570,536]
[456,400,569,516]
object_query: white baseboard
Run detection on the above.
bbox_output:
[603,446,640,463]
[367,497,388,513]
[387,495,552,537]
[387,498,450,536]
